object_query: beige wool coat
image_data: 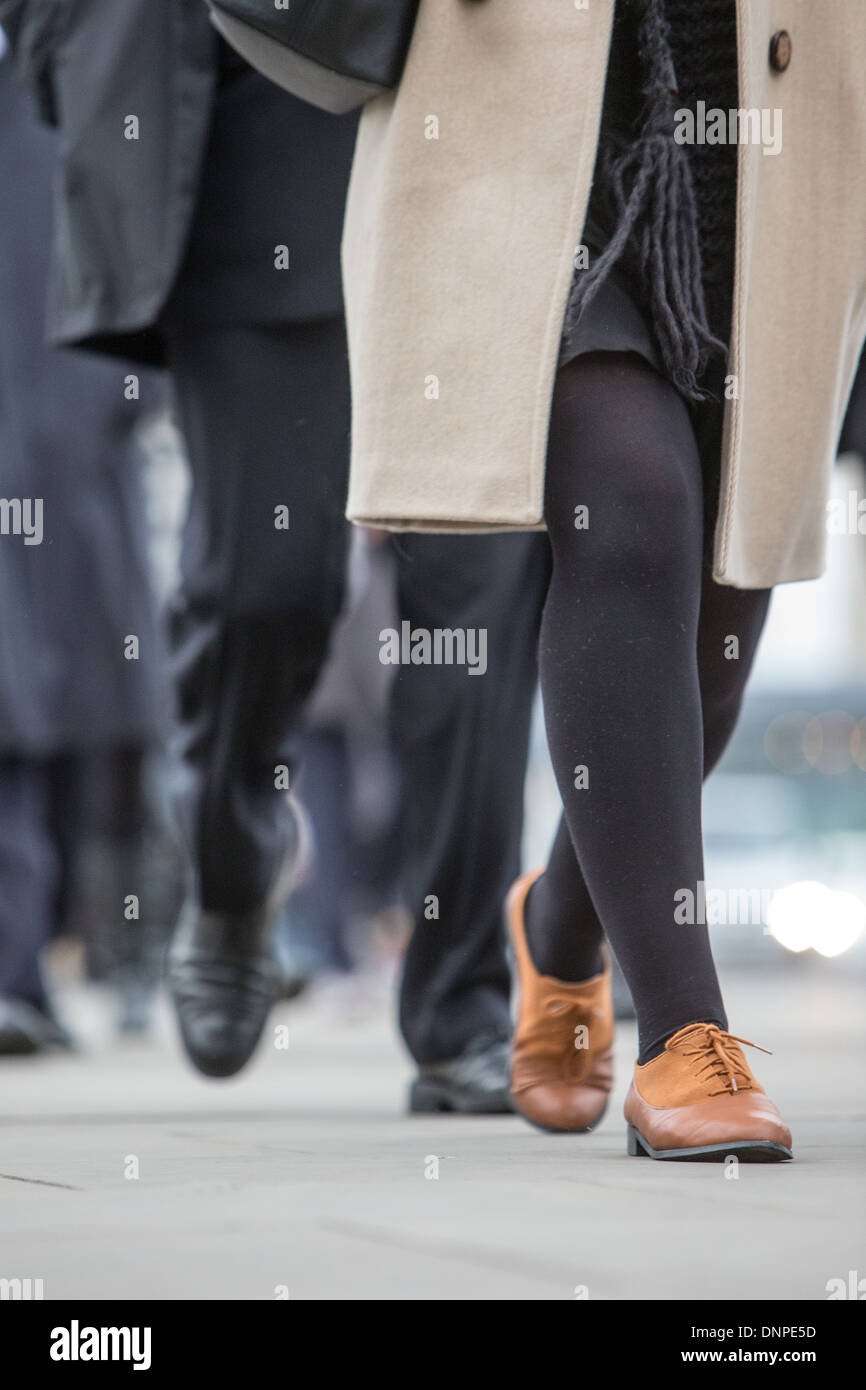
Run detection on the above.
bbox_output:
[341,0,866,588]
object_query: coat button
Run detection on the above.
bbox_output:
[769,30,792,72]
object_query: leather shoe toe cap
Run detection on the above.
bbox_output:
[512,1081,609,1133]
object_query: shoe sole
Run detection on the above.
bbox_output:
[409,1078,513,1115]
[627,1123,793,1162]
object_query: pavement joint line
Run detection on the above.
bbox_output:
[0,1110,328,1127]
[0,1173,82,1191]
[318,1216,579,1288]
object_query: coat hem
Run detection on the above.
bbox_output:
[347,511,547,535]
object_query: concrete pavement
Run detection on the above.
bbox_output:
[1,963,863,1301]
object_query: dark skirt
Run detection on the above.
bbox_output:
[558,239,663,375]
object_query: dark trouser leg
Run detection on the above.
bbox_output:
[534,352,737,1063]
[0,757,58,1008]
[283,728,355,974]
[66,747,180,1033]
[164,320,350,913]
[393,532,550,1065]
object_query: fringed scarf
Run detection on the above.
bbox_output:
[569,0,727,402]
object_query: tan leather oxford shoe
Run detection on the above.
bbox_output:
[625,1022,793,1161]
[508,870,614,1133]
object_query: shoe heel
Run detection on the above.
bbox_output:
[626,1124,647,1157]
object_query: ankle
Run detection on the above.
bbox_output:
[524,877,605,983]
[637,1016,729,1067]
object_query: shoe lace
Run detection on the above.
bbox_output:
[668,1023,771,1097]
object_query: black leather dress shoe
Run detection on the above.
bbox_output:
[167,903,282,1078]
[409,1034,514,1114]
[167,803,304,1079]
[0,997,77,1055]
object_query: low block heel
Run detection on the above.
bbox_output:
[626,1124,647,1157]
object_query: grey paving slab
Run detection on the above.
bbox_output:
[0,968,862,1300]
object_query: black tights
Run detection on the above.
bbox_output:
[528,352,771,1063]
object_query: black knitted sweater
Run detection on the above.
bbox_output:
[565,0,739,400]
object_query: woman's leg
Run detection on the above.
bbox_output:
[696,577,772,771]
[533,350,730,1064]
[526,575,772,987]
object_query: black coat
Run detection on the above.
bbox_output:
[0,0,359,365]
[0,59,167,753]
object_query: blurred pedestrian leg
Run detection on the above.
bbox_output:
[0,758,69,1050]
[0,56,169,1051]
[281,530,402,984]
[1,6,557,1099]
[164,321,349,916]
[392,532,550,1110]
